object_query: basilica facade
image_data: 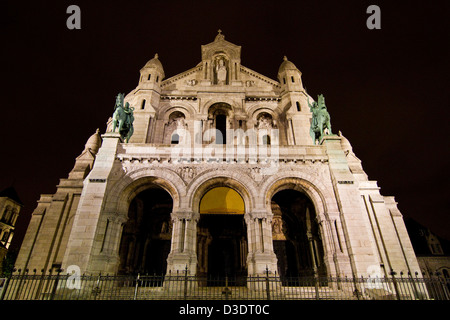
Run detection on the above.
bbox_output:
[15,31,422,281]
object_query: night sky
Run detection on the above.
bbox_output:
[2,1,449,251]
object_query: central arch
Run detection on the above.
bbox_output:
[193,178,251,285]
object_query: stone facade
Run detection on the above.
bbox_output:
[15,31,422,280]
[0,187,23,274]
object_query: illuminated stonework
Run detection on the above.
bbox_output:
[15,32,422,281]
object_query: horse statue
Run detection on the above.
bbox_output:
[112,93,135,143]
[308,94,332,144]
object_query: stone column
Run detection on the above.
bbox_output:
[166,211,199,275]
[245,211,278,276]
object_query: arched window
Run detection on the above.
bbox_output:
[1,206,11,223]
[208,102,232,145]
[147,74,151,80]
[1,231,9,242]
[262,135,271,145]
[141,99,146,110]
[216,114,227,144]
[171,133,179,144]
[296,101,301,111]
[443,269,450,279]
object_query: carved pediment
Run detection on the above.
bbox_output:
[201,30,242,62]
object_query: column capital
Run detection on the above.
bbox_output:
[246,210,273,221]
[103,211,128,224]
[171,210,199,221]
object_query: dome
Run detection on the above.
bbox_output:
[84,128,102,154]
[278,56,299,74]
[143,53,165,76]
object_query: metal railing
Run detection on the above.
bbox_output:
[1,269,449,301]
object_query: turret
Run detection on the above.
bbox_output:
[277,57,312,145]
[277,56,304,92]
[139,53,165,90]
[126,54,165,143]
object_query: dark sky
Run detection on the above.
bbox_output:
[2,0,449,251]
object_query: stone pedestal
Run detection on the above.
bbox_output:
[61,132,122,275]
[322,135,380,277]
[245,213,278,276]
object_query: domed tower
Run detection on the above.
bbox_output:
[139,53,165,90]
[278,56,304,92]
[277,56,312,145]
[126,54,166,143]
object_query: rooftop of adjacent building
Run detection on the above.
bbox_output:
[404,218,450,257]
[0,186,23,206]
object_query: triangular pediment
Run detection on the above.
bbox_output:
[160,63,279,93]
[160,31,279,92]
[239,65,280,88]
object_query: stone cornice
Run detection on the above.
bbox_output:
[161,65,203,88]
[160,95,198,101]
[245,96,280,102]
[240,66,280,87]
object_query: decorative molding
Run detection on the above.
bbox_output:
[240,66,280,87]
[161,65,202,87]
[160,95,198,101]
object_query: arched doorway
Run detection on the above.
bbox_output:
[197,187,247,285]
[271,189,326,281]
[118,186,173,275]
[206,102,233,145]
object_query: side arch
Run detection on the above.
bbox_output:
[261,172,342,277]
[157,102,196,121]
[261,172,339,221]
[103,166,186,219]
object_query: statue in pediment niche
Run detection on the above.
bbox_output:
[214,57,228,85]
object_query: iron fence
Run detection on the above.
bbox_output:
[1,270,449,301]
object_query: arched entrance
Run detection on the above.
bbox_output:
[197,187,247,285]
[118,186,173,275]
[271,189,326,281]
[206,102,233,145]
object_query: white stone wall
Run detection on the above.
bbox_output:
[18,33,423,281]
[56,132,419,278]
